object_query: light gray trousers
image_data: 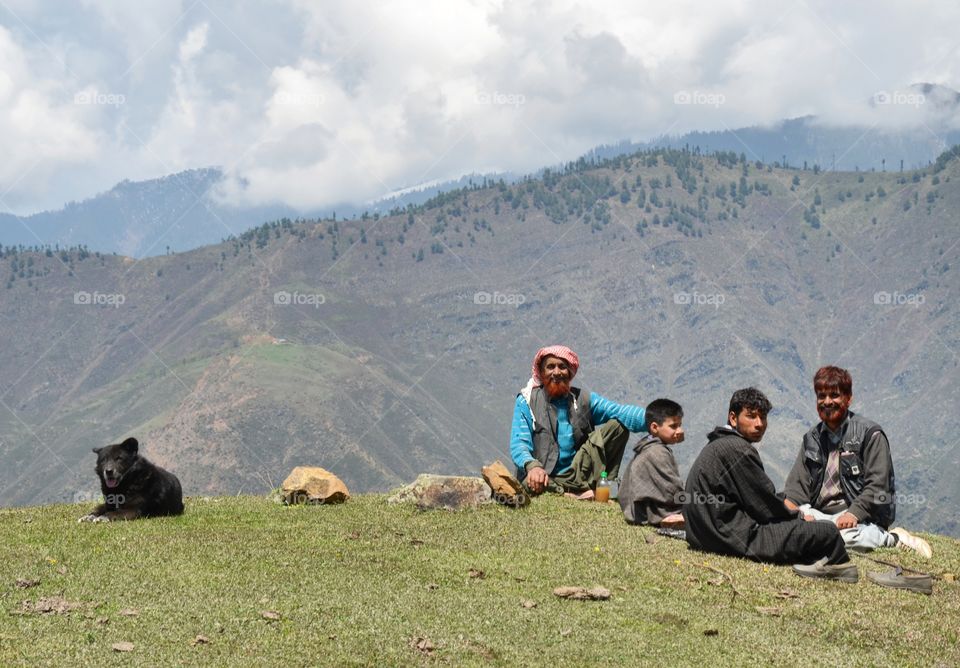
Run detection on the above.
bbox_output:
[799,504,896,551]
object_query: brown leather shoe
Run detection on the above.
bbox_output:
[792,557,859,583]
[867,568,933,595]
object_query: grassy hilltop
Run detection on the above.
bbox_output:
[2,495,958,667]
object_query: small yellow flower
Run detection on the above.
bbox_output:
[674,559,681,566]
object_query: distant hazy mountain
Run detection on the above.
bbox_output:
[1,145,957,538]
[0,169,295,258]
[639,117,960,172]
[0,169,506,259]
[591,83,960,172]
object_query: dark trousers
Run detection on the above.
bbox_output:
[746,519,850,565]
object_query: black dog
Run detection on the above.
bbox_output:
[78,437,184,522]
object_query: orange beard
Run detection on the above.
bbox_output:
[543,378,571,399]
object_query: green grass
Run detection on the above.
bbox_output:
[1,496,958,667]
[246,342,356,375]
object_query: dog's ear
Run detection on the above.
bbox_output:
[92,447,102,454]
[120,437,139,453]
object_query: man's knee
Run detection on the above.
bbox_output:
[591,419,628,451]
[577,420,627,458]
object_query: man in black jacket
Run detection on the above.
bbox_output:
[782,366,931,557]
[684,388,858,581]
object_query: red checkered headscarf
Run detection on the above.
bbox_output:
[519,345,582,420]
[530,345,580,385]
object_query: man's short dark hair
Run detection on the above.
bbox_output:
[645,398,683,430]
[728,387,772,417]
[813,366,853,396]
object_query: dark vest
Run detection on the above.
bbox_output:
[800,412,895,527]
[525,386,593,474]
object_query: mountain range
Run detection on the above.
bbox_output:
[596,83,960,171]
[0,145,957,538]
[3,84,959,260]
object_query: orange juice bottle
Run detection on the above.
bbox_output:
[595,472,611,503]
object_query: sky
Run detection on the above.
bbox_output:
[1,0,959,215]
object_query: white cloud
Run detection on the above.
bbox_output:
[178,21,207,63]
[0,26,100,213]
[79,0,187,71]
[1,0,959,215]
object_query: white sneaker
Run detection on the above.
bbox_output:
[890,527,932,559]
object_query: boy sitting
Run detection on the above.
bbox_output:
[619,399,686,526]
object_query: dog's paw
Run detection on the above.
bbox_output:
[78,514,109,523]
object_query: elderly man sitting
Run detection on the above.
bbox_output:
[510,345,646,498]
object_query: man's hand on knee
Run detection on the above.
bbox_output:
[836,512,858,529]
[526,466,549,494]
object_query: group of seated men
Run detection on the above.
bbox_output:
[509,345,931,584]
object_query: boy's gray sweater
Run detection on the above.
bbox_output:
[618,434,684,524]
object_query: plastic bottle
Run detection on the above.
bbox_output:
[595,471,611,503]
[608,475,619,501]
